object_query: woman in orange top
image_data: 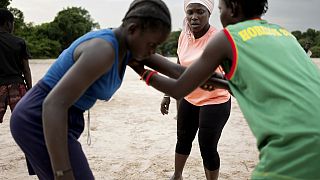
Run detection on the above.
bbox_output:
[160,0,231,179]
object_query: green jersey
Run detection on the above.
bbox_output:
[223,19,320,180]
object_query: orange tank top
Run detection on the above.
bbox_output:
[177,26,230,106]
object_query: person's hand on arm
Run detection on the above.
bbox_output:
[200,72,230,91]
[143,54,185,79]
[128,58,173,115]
[42,38,115,180]
[141,52,231,92]
[144,31,233,99]
[128,58,146,76]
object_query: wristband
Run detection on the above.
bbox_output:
[145,71,158,86]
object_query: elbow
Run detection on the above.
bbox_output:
[169,91,186,100]
[42,98,53,131]
[42,96,68,118]
[42,97,51,113]
[42,95,56,110]
[42,97,69,132]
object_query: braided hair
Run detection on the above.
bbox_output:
[224,0,268,18]
[122,0,171,32]
[0,8,14,26]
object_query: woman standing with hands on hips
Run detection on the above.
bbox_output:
[10,0,171,179]
[160,0,231,179]
[135,0,320,179]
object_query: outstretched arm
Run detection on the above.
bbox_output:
[145,54,185,79]
[129,53,230,90]
[144,31,233,99]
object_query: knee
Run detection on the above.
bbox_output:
[175,130,195,155]
[200,148,220,170]
[198,128,221,170]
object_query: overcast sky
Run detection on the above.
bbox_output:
[10,0,320,32]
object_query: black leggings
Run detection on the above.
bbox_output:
[175,98,231,171]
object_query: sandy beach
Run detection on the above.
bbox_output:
[1,59,319,180]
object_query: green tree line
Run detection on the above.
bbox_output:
[2,1,320,58]
[292,29,320,58]
[158,28,320,58]
[3,0,99,59]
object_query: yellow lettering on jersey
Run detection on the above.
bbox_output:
[239,30,252,41]
[279,29,291,36]
[238,26,292,42]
